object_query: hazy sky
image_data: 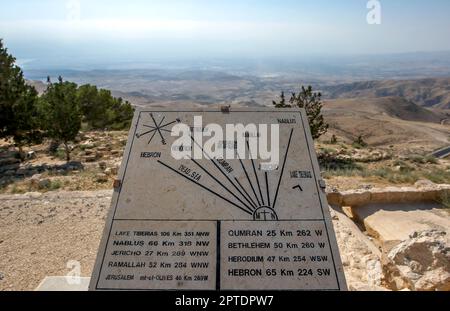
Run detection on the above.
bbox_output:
[1,0,450,68]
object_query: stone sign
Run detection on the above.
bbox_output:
[89,108,347,291]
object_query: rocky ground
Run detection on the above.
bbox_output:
[331,202,449,291]
[0,131,126,194]
[1,130,449,195]
[316,141,450,191]
[0,190,111,291]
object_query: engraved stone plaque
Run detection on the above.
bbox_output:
[89,108,347,291]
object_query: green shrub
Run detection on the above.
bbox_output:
[352,135,368,149]
[408,154,437,165]
[10,184,21,194]
[49,180,62,191]
[386,171,418,184]
[393,160,405,166]
[424,155,438,164]
[424,170,450,184]
[408,155,426,164]
[55,149,66,160]
[330,135,338,144]
[320,147,336,155]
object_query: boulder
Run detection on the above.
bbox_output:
[96,173,108,183]
[0,150,20,159]
[353,202,450,252]
[30,174,42,185]
[0,157,21,166]
[15,168,28,176]
[97,146,109,152]
[388,230,450,291]
[84,156,97,163]
[341,190,371,207]
[0,163,20,173]
[3,170,16,176]
[333,185,450,208]
[110,166,119,176]
[37,179,51,189]
[414,179,437,189]
[393,165,411,173]
[327,192,342,206]
[81,143,95,150]
[349,282,390,291]
[331,206,386,290]
[98,162,107,171]
[0,177,11,186]
[65,161,83,171]
[27,151,37,159]
[27,170,39,177]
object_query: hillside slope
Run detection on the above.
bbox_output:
[322,97,450,149]
[323,78,450,109]
[324,96,446,123]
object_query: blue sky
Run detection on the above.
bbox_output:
[1,0,450,67]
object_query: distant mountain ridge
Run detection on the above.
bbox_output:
[324,96,446,124]
[322,78,450,109]
[322,96,449,148]
[27,75,450,113]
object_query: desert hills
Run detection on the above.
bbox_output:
[323,77,450,110]
[322,96,449,150]
[26,76,450,152]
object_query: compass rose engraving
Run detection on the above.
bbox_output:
[136,113,180,145]
[158,128,294,221]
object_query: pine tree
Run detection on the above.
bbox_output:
[77,84,101,128]
[39,76,81,162]
[273,85,328,139]
[272,91,286,108]
[330,134,338,144]
[0,39,41,154]
[77,84,134,130]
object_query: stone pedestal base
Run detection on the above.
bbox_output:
[35,276,90,291]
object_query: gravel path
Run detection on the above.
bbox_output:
[0,190,112,291]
